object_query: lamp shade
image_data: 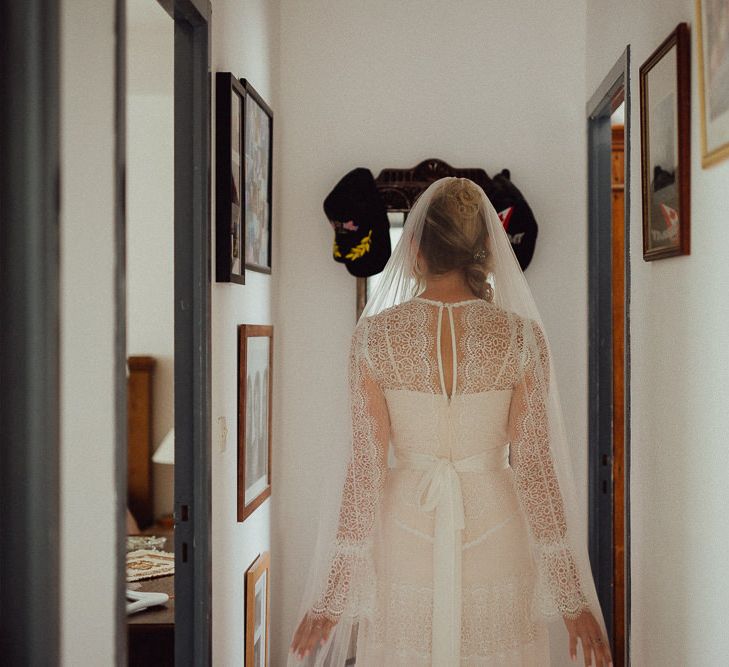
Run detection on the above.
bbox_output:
[152,428,175,465]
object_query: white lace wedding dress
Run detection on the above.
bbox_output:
[309,295,592,666]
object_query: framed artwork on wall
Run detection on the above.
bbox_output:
[240,78,273,274]
[216,72,246,284]
[639,22,691,261]
[237,324,273,522]
[696,0,729,167]
[245,551,270,667]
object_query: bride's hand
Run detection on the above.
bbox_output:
[563,609,613,667]
[289,610,337,660]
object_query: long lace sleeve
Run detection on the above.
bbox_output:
[310,321,390,623]
[507,317,591,619]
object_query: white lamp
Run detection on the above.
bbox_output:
[153,428,175,465]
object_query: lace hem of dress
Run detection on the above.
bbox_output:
[363,576,548,661]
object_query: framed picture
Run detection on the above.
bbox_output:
[240,78,273,274]
[245,552,270,667]
[237,324,273,522]
[639,23,691,261]
[216,73,246,284]
[697,0,729,167]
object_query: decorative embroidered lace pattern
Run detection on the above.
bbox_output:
[311,298,590,647]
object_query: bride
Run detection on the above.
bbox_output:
[288,177,612,666]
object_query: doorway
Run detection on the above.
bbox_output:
[586,48,632,666]
[116,0,212,664]
[124,1,176,663]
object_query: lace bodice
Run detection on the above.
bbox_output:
[365,296,522,397]
[311,296,590,633]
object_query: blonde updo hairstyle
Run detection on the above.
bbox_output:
[414,178,493,301]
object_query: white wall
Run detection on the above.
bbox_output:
[61,0,279,667]
[126,0,175,520]
[586,2,729,665]
[273,1,588,664]
[210,1,280,664]
[59,1,281,663]
[57,2,729,665]
[60,0,118,663]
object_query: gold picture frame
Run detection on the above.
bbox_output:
[245,551,270,667]
[696,0,729,168]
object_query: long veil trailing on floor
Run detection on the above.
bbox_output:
[288,177,608,665]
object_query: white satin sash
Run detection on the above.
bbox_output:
[393,443,511,665]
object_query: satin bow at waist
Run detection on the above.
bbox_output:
[393,444,510,477]
[391,443,511,664]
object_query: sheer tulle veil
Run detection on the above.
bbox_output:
[287,177,608,665]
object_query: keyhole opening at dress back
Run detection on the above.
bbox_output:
[438,305,457,401]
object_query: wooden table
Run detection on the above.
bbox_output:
[127,533,174,666]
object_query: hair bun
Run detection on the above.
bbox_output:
[440,178,480,222]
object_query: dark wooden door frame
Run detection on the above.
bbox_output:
[171,1,213,665]
[115,0,212,664]
[0,2,61,665]
[586,47,632,666]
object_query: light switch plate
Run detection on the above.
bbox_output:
[217,415,228,453]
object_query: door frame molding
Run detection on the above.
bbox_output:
[171,1,213,664]
[115,0,212,664]
[0,2,61,664]
[585,46,632,665]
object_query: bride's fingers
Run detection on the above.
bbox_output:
[304,618,331,656]
[573,628,593,666]
[578,633,610,667]
[591,640,609,667]
[564,611,612,667]
[595,635,613,666]
[301,623,321,657]
[568,628,578,661]
[291,616,318,657]
[290,615,337,660]
[580,636,594,666]
[290,618,308,653]
[584,617,611,666]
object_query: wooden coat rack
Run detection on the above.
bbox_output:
[373,157,491,211]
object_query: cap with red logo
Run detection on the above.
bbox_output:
[485,169,539,271]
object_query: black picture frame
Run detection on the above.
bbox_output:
[239,78,273,274]
[639,23,691,261]
[216,72,246,284]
